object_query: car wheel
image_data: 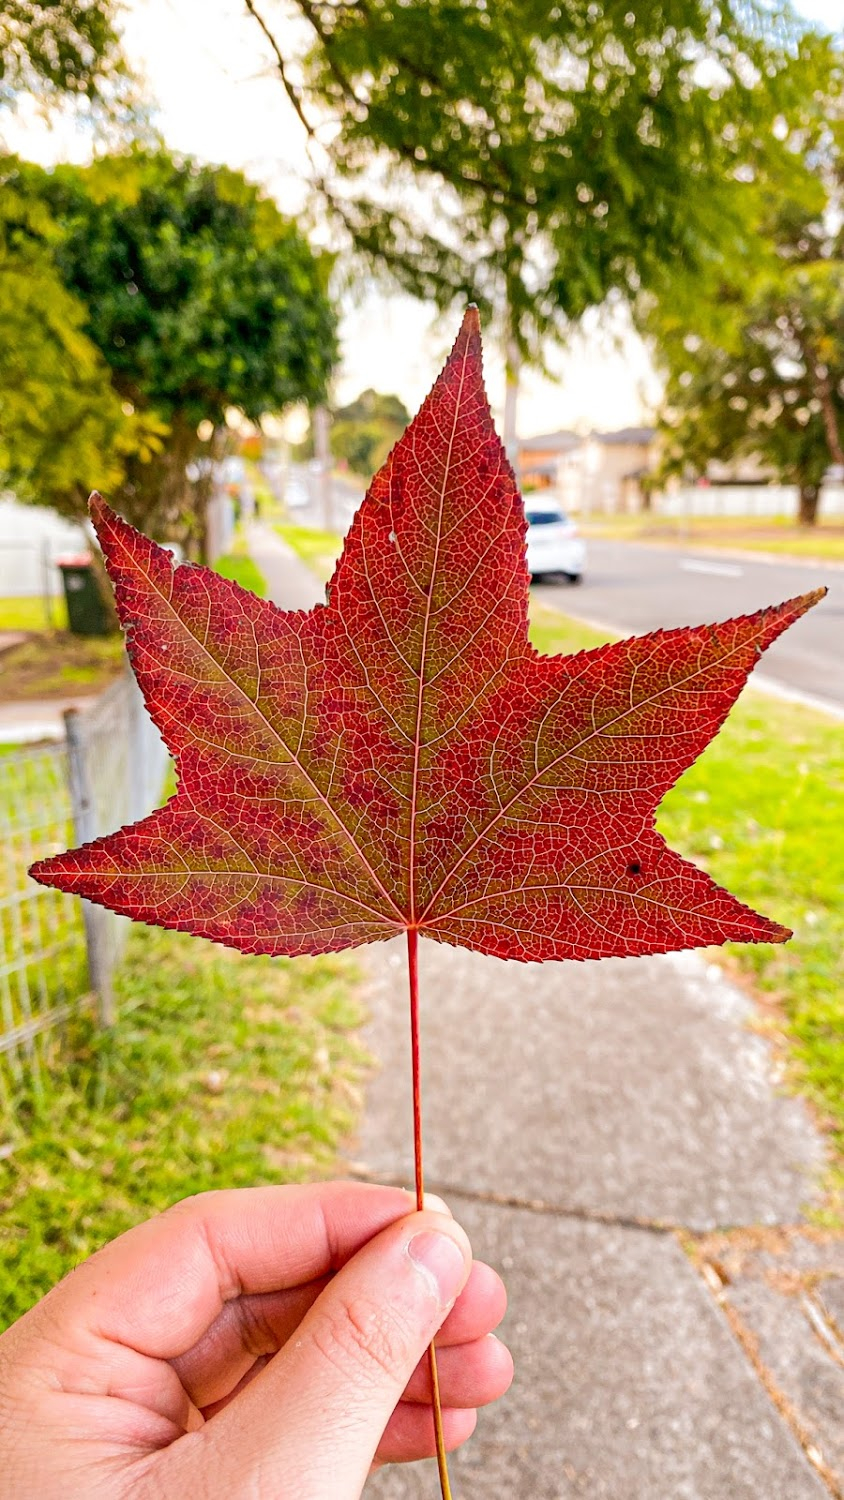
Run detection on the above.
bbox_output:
[564,572,582,585]
[530,571,544,584]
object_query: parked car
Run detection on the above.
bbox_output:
[525,503,586,583]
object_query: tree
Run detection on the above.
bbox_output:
[645,47,844,526]
[246,0,817,446]
[331,389,410,476]
[0,3,140,522]
[0,1,126,113]
[0,159,158,523]
[35,149,339,553]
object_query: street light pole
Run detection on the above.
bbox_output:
[313,404,333,531]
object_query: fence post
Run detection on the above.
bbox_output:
[63,708,115,1027]
[126,677,146,825]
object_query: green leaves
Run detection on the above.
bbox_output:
[261,0,827,361]
[0,165,150,517]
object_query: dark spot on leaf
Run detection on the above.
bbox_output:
[627,861,642,875]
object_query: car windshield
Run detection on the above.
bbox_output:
[526,509,567,526]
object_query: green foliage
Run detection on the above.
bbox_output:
[0,161,159,519]
[0,1,125,110]
[331,387,409,476]
[297,388,410,477]
[260,0,827,364]
[41,151,338,431]
[645,46,844,524]
[21,149,338,549]
[0,925,367,1323]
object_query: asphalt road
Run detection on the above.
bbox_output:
[534,537,844,712]
[279,465,843,714]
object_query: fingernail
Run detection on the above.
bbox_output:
[407,1230,467,1307]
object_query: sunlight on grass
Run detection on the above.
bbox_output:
[0,596,67,632]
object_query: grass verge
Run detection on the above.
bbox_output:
[0,633,126,701]
[275,523,342,584]
[0,924,368,1325]
[530,603,844,1204]
[580,512,844,563]
[213,548,268,597]
[0,597,68,632]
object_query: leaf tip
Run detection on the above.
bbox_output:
[804,585,828,610]
[767,922,793,945]
[461,304,481,336]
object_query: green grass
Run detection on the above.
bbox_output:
[0,925,368,1325]
[276,523,343,584]
[0,596,68,632]
[657,697,844,1198]
[529,600,617,656]
[213,550,268,597]
[581,512,844,562]
[530,604,844,1199]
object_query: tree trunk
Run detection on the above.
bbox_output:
[798,482,820,526]
[503,335,521,474]
[811,361,844,468]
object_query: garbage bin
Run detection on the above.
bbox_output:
[56,554,110,636]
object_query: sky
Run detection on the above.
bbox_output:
[3,0,841,438]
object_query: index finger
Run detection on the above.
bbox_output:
[36,1182,422,1360]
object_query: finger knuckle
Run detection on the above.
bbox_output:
[314,1293,413,1385]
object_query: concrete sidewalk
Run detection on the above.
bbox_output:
[0,692,98,743]
[251,530,843,1500]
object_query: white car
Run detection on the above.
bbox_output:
[525,503,586,584]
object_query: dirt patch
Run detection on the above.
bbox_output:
[0,633,126,702]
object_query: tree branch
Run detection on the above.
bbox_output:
[243,0,318,140]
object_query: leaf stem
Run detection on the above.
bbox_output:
[407,926,453,1500]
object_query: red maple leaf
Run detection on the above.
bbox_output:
[31,309,822,962]
[30,308,824,1495]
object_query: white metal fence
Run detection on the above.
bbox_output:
[0,673,170,1091]
[0,499,88,599]
[661,483,844,519]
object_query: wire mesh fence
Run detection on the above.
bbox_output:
[0,672,170,1105]
[0,743,86,1102]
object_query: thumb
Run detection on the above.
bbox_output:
[190,1209,471,1500]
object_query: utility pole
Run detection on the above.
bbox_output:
[313,404,333,530]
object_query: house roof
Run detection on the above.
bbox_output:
[518,430,581,452]
[593,427,656,446]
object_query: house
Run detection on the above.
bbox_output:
[517,427,657,513]
[517,430,581,491]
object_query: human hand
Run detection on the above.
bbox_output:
[0,1182,512,1498]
